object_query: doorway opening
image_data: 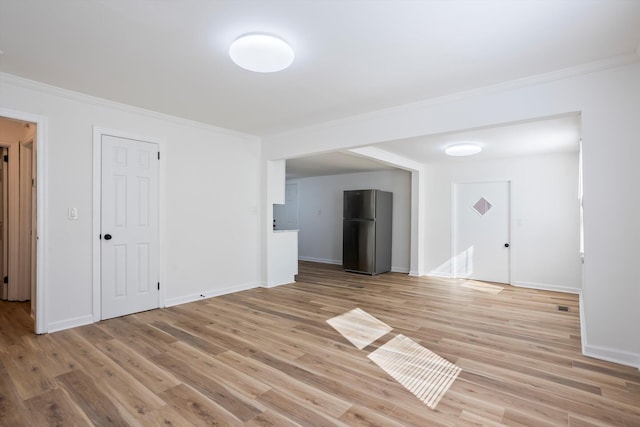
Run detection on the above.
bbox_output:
[0,116,37,329]
[273,182,298,230]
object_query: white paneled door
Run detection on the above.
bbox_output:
[101,135,159,320]
[454,181,510,284]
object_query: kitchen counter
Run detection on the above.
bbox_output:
[267,229,298,287]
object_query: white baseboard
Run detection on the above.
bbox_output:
[579,291,587,357]
[263,280,295,289]
[164,282,259,307]
[47,314,94,333]
[426,272,452,279]
[578,291,639,369]
[391,266,410,274]
[298,256,341,265]
[47,283,261,332]
[582,343,640,369]
[512,280,581,294]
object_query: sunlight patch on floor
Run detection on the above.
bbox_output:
[368,334,462,409]
[326,307,392,350]
[461,280,504,295]
[328,308,461,409]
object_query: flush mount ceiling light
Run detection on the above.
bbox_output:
[229,33,294,73]
[444,143,482,157]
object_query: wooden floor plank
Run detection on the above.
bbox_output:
[0,262,638,426]
[93,338,181,394]
[143,403,199,427]
[0,359,32,426]
[162,340,272,400]
[150,320,228,356]
[55,369,130,426]
[244,409,302,427]
[160,383,245,426]
[2,341,57,400]
[151,351,264,422]
[338,404,408,427]
[26,334,79,378]
[257,388,350,427]
[215,350,353,418]
[24,388,93,426]
[54,329,168,420]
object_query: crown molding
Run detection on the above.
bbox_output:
[0,72,259,142]
[265,52,640,141]
[3,49,639,143]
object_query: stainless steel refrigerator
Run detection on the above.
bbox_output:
[343,189,393,275]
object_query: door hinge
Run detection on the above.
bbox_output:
[157,282,160,290]
[3,155,7,162]
[3,276,7,284]
[157,152,160,160]
[99,234,102,239]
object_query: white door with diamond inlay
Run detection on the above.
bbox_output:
[101,135,159,320]
[453,181,510,284]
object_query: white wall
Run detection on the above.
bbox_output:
[0,73,261,330]
[294,169,411,273]
[425,152,581,293]
[263,60,640,367]
[162,125,260,305]
[2,58,637,366]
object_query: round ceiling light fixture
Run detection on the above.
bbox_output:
[229,33,294,73]
[444,143,482,157]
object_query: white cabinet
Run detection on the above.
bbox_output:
[267,230,298,287]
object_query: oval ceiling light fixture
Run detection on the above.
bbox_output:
[229,33,294,73]
[444,143,482,157]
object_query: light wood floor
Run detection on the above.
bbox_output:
[1,261,639,426]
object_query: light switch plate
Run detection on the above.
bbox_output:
[68,207,78,220]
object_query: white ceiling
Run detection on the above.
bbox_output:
[376,114,582,163]
[0,1,636,178]
[286,151,398,180]
[287,114,581,178]
[1,0,639,138]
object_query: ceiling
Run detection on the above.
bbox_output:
[1,1,639,138]
[0,1,636,179]
[376,114,581,164]
[286,151,398,180]
[287,114,581,178]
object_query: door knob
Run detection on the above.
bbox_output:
[104,234,112,240]
[504,243,510,248]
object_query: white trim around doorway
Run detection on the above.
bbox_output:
[0,107,48,334]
